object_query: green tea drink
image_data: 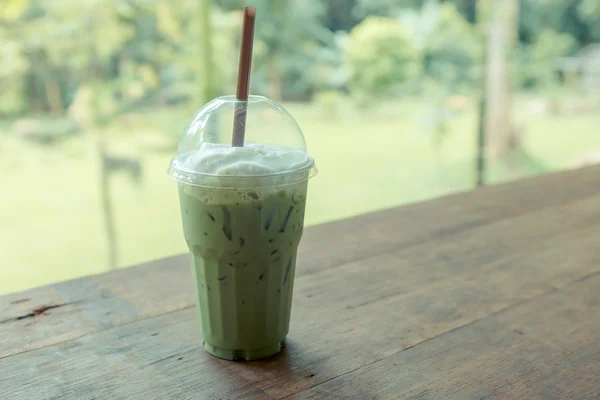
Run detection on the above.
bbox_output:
[172,142,314,360]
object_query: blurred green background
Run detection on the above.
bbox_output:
[1,0,600,294]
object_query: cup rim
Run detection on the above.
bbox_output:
[167,157,317,188]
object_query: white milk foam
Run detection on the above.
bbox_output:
[178,143,312,204]
[181,143,311,176]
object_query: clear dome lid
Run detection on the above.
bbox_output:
[168,95,317,188]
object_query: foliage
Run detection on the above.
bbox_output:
[1,0,599,117]
[307,31,349,93]
[217,0,330,99]
[578,0,600,41]
[517,29,577,89]
[399,0,480,91]
[0,26,29,114]
[0,0,29,20]
[248,0,329,99]
[346,17,418,100]
[153,1,239,100]
[0,0,241,119]
[519,0,599,45]
[352,0,422,18]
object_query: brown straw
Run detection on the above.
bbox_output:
[232,6,256,147]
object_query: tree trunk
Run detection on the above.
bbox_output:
[199,0,217,104]
[484,0,519,159]
[268,55,283,101]
[268,0,284,101]
[475,0,488,186]
[44,77,64,115]
[88,13,118,270]
[99,139,118,270]
[25,72,43,113]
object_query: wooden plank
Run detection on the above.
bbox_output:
[231,200,600,399]
[2,166,600,360]
[298,165,600,276]
[0,256,192,359]
[291,273,600,400]
[0,310,198,399]
[2,192,600,399]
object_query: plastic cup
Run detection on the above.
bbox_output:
[168,96,316,360]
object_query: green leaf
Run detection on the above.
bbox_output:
[0,0,29,20]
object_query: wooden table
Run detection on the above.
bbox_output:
[2,167,600,399]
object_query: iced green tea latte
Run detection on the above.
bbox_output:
[170,141,314,360]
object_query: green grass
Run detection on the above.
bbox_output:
[1,97,600,294]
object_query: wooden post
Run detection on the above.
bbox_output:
[199,0,216,104]
[268,0,283,101]
[198,0,220,143]
[475,0,487,186]
[44,75,64,116]
[90,12,119,270]
[483,0,519,159]
[476,91,486,187]
[98,140,118,270]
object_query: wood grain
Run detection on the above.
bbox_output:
[2,166,600,399]
[291,273,600,400]
[0,255,193,359]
